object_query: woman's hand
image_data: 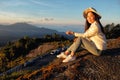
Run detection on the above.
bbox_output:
[73,37,78,42]
[66,30,74,35]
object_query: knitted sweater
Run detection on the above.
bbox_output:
[74,21,107,50]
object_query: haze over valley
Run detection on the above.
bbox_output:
[0,23,64,44]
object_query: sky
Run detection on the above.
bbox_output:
[0,0,120,27]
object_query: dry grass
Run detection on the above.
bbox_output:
[6,38,120,80]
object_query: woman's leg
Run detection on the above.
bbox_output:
[81,38,101,56]
[62,37,82,62]
[65,37,82,55]
[65,37,101,56]
[62,37,101,62]
[57,37,82,60]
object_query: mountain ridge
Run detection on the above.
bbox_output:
[0,22,66,44]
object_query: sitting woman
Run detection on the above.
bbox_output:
[57,7,107,63]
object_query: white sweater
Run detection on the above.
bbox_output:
[74,21,107,50]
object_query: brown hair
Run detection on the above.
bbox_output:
[84,12,105,34]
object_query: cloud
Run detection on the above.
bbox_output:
[29,0,54,7]
[44,18,54,21]
[0,0,28,7]
[0,11,55,24]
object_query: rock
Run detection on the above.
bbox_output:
[17,37,120,80]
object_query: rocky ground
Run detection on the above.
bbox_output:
[15,37,120,80]
[0,37,118,80]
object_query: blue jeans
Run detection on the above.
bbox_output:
[66,37,102,56]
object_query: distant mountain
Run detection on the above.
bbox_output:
[0,22,67,44]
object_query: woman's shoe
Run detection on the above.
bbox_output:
[57,52,67,59]
[62,55,76,62]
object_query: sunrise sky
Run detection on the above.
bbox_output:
[0,0,120,26]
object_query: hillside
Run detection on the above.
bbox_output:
[17,38,120,80]
[0,22,65,44]
[0,37,119,80]
[17,37,120,80]
[0,23,120,80]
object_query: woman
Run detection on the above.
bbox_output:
[57,7,107,62]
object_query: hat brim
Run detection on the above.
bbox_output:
[83,8,101,19]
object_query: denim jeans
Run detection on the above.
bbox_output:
[66,37,102,56]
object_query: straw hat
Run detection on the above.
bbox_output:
[83,7,101,19]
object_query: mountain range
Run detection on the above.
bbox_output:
[0,22,66,44]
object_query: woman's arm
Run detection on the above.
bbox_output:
[74,23,99,38]
[66,30,74,35]
[66,23,99,38]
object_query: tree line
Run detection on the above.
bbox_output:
[104,23,120,39]
[0,33,68,73]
